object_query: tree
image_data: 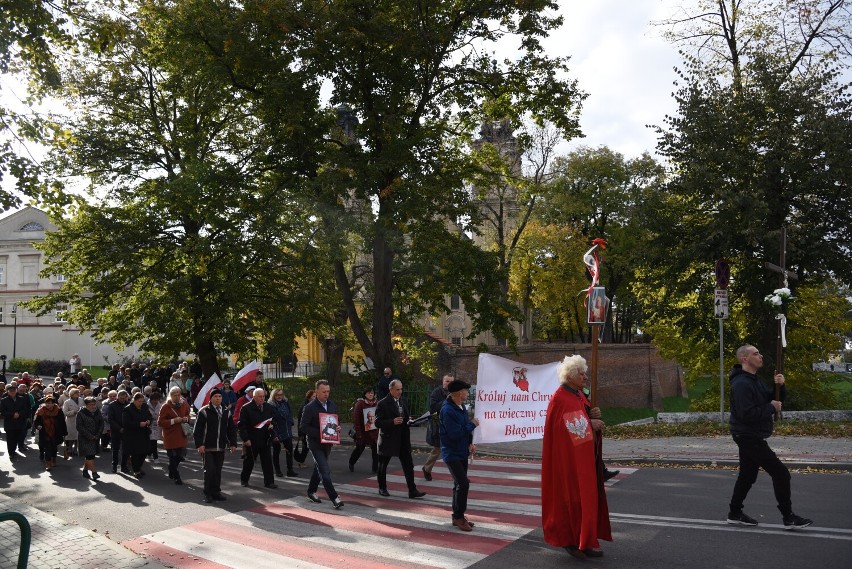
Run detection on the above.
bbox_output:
[284,0,584,368]
[470,120,573,344]
[643,0,852,381]
[27,1,323,378]
[536,146,665,343]
[0,0,76,210]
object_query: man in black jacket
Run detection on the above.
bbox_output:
[238,388,277,489]
[375,379,426,499]
[1,383,30,461]
[726,345,812,530]
[300,380,344,508]
[194,388,237,503]
[422,373,453,481]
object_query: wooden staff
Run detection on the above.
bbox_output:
[590,325,599,408]
[774,319,783,421]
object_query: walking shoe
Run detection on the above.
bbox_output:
[583,549,604,558]
[452,517,472,532]
[275,470,284,478]
[409,490,426,499]
[265,483,278,489]
[563,546,586,559]
[727,511,758,526]
[212,494,227,501]
[112,465,118,473]
[378,488,390,497]
[286,470,299,477]
[174,477,183,485]
[348,462,354,472]
[92,472,100,481]
[82,470,90,479]
[603,468,620,481]
[307,492,322,503]
[463,517,475,528]
[332,498,344,509]
[422,466,432,481]
[240,480,249,487]
[783,514,813,530]
[202,494,213,503]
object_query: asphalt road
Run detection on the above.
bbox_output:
[471,467,852,568]
[2,443,851,568]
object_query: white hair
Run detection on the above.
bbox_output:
[557,355,588,385]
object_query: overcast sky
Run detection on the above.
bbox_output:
[546,0,683,158]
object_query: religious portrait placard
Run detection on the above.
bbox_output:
[319,413,340,444]
[362,408,377,431]
[587,286,609,325]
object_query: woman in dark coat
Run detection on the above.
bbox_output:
[76,397,105,480]
[122,392,153,477]
[269,388,297,478]
[34,396,68,471]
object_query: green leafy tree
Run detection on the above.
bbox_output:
[643,1,852,382]
[0,0,77,210]
[258,0,584,368]
[537,146,665,343]
[27,1,322,378]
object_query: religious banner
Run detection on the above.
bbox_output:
[472,353,561,444]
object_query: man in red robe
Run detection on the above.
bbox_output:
[541,354,612,559]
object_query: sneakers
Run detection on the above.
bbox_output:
[727,511,759,526]
[307,492,322,503]
[332,498,344,509]
[783,514,813,530]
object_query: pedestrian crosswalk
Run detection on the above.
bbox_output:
[123,459,637,569]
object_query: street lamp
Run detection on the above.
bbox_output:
[11,304,17,360]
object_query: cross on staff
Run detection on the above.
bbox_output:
[764,226,797,420]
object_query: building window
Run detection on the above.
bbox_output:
[0,306,3,324]
[496,337,507,347]
[20,256,39,285]
[0,264,5,285]
[451,337,462,346]
[19,222,45,231]
[450,295,460,310]
[55,274,66,283]
[54,303,68,323]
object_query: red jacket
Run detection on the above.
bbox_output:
[157,398,191,450]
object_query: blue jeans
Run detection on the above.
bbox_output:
[308,444,338,500]
[446,459,470,519]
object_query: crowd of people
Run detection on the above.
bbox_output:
[0,360,488,535]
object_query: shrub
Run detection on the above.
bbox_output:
[34,359,70,377]
[8,358,38,374]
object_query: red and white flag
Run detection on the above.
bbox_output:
[253,418,273,429]
[193,372,222,410]
[230,360,262,393]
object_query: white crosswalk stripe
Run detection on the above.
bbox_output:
[125,459,637,569]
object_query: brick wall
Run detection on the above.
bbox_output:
[440,343,685,411]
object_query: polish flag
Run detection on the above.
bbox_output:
[194,372,222,410]
[230,360,262,393]
[253,418,273,429]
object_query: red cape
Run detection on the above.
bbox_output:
[541,385,612,549]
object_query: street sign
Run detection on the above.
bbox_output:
[714,289,729,319]
[715,259,730,289]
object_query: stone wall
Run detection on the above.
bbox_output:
[441,342,685,411]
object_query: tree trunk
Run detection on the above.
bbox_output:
[324,337,345,385]
[372,227,396,369]
[195,337,220,381]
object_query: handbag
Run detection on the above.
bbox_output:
[293,435,309,462]
[181,421,193,437]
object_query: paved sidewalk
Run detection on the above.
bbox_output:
[0,491,168,569]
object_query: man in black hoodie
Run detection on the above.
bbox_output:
[726,344,812,530]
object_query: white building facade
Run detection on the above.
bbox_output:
[0,206,137,368]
